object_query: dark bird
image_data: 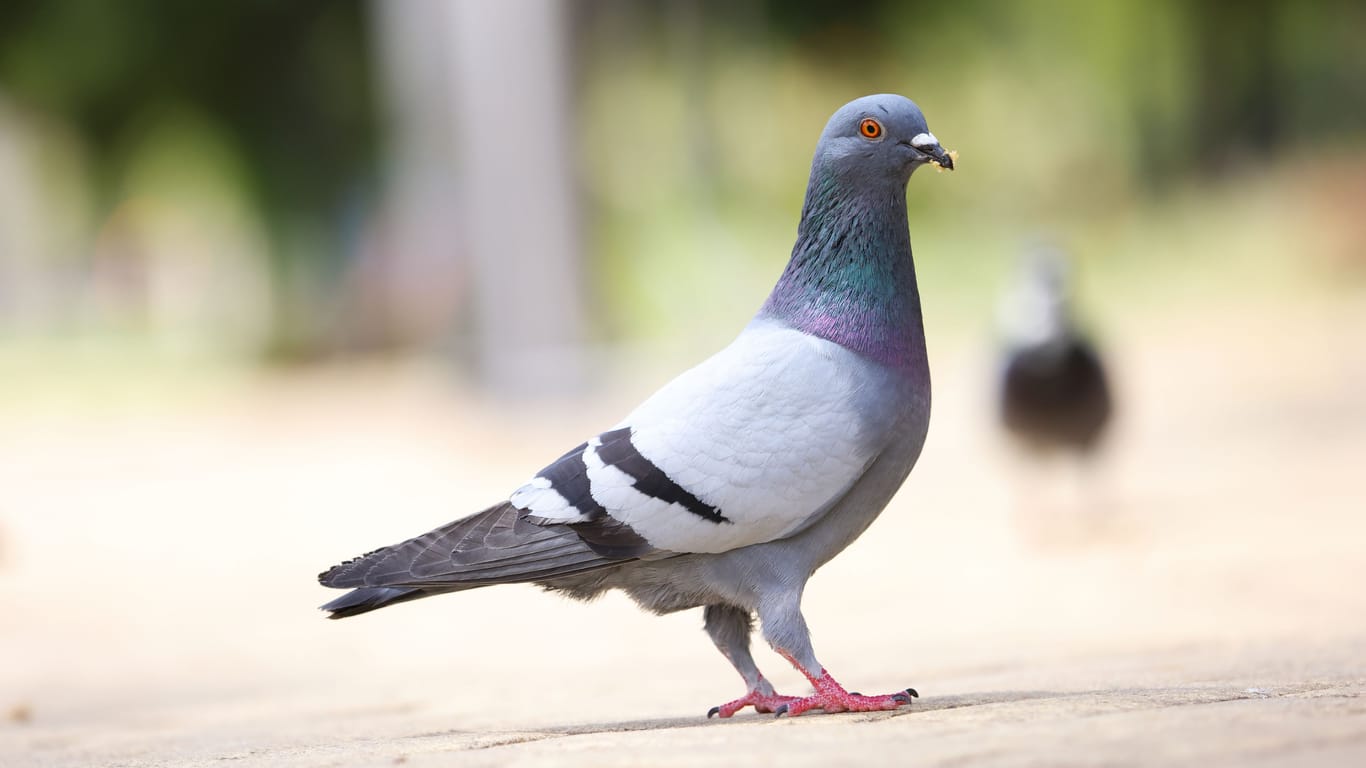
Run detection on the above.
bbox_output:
[319,94,955,718]
[997,247,1112,457]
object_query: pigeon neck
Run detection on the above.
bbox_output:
[760,171,926,372]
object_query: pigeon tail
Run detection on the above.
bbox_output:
[320,586,430,619]
[318,502,634,610]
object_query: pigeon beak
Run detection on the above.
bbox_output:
[922,143,954,171]
[907,132,954,171]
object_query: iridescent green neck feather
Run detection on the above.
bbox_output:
[759,167,926,373]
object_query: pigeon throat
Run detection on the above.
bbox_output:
[760,181,926,372]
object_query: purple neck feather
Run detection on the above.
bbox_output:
[758,170,927,373]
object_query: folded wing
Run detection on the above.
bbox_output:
[513,321,900,554]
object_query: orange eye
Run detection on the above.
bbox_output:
[859,118,883,139]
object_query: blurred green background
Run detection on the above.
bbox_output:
[1,0,1362,395]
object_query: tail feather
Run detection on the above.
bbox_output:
[320,586,433,619]
[318,502,631,618]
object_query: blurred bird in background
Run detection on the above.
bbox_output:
[996,245,1114,535]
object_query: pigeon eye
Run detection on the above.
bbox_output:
[859,118,883,139]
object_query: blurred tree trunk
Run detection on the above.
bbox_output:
[364,1,468,352]
[368,0,586,393]
[449,0,587,396]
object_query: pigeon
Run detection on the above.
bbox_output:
[997,246,1112,456]
[319,94,954,718]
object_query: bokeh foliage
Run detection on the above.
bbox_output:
[0,0,378,358]
[0,0,1362,363]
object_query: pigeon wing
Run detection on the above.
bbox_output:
[513,321,902,554]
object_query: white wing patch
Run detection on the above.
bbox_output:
[508,475,576,520]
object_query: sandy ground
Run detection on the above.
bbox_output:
[2,296,1365,766]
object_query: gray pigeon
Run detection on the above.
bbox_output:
[319,94,954,718]
[998,247,1111,455]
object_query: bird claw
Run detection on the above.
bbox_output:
[709,689,801,719]
[772,679,919,717]
[861,688,918,702]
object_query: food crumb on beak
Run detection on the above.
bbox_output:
[932,149,959,173]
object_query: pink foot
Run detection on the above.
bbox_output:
[774,670,918,717]
[708,685,801,718]
[708,690,801,718]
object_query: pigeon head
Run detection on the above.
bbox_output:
[812,94,954,186]
[760,94,951,373]
[1000,245,1073,350]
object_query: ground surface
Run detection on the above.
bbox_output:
[2,296,1364,766]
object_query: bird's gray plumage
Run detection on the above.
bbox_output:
[319,93,951,715]
[319,502,630,616]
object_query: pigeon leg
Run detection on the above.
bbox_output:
[757,594,917,717]
[704,604,800,718]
